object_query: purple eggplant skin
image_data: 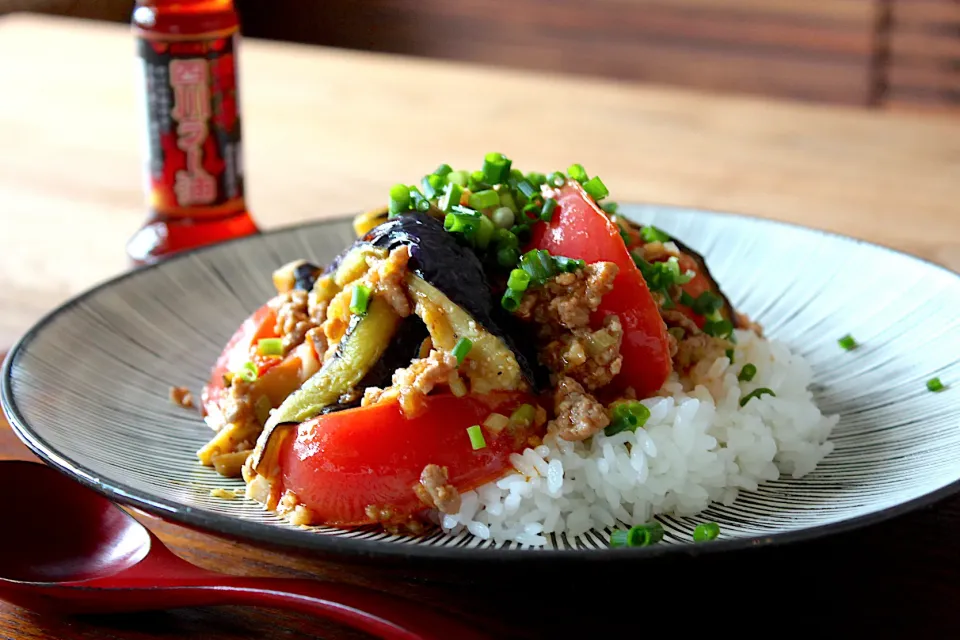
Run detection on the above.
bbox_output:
[324,212,544,389]
[293,262,323,292]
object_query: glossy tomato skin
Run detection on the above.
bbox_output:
[277,392,540,526]
[529,182,671,397]
[201,301,279,418]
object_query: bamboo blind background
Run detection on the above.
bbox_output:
[1,0,958,113]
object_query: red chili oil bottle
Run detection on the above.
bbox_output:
[127,0,259,266]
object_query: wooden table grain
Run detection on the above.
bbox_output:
[1,13,959,639]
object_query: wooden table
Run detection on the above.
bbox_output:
[1,13,959,639]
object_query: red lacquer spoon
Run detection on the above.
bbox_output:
[0,460,487,640]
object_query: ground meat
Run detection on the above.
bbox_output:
[660,309,701,336]
[366,246,412,317]
[635,240,681,264]
[539,315,624,391]
[550,376,610,441]
[169,386,194,409]
[364,505,428,535]
[516,262,618,331]
[674,333,732,373]
[221,377,254,428]
[271,289,318,354]
[365,349,458,416]
[305,326,328,361]
[414,464,461,515]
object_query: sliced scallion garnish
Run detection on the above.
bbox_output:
[567,163,588,183]
[838,334,858,351]
[257,337,283,357]
[349,284,371,316]
[738,363,757,382]
[693,522,720,542]
[740,387,776,407]
[610,521,664,548]
[927,377,946,392]
[466,425,487,450]
[640,225,671,243]
[451,337,473,365]
[582,176,609,200]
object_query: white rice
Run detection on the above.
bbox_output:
[438,330,838,546]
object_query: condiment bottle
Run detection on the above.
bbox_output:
[127,0,259,265]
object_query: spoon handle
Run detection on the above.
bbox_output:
[107,578,489,640]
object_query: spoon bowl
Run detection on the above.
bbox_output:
[1,461,150,583]
[0,461,486,640]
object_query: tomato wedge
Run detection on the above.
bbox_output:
[276,392,540,526]
[201,300,280,418]
[528,182,671,397]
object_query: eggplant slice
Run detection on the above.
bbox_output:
[618,217,742,328]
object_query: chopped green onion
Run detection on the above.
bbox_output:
[492,207,515,229]
[475,215,495,250]
[725,348,735,363]
[610,522,664,548]
[468,170,487,192]
[633,255,693,305]
[257,338,284,357]
[421,174,444,200]
[567,163,588,183]
[495,227,519,248]
[434,163,453,177]
[349,284,371,316]
[740,387,776,407]
[526,172,547,187]
[236,361,258,382]
[498,189,519,213]
[254,395,272,426]
[511,225,532,246]
[451,337,473,365]
[520,202,541,223]
[507,268,531,291]
[439,183,464,212]
[540,197,558,222]
[582,176,609,200]
[604,401,651,436]
[553,256,585,273]
[388,183,411,215]
[444,212,479,236]
[501,287,525,312]
[838,334,858,351]
[668,326,685,342]
[520,249,556,285]
[693,522,720,542]
[927,377,946,392]
[517,180,537,199]
[601,201,619,214]
[482,152,512,184]
[689,292,723,317]
[468,189,500,210]
[510,403,536,426]
[409,188,431,212]
[640,225,671,243]
[703,319,734,340]
[508,168,524,184]
[738,363,757,382]
[548,171,566,187]
[466,425,487,450]
[618,227,632,246]
[497,246,520,269]
[447,170,469,187]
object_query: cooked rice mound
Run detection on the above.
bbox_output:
[436,330,838,546]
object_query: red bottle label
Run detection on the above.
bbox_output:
[136,29,245,219]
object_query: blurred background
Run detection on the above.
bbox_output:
[1,0,958,113]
